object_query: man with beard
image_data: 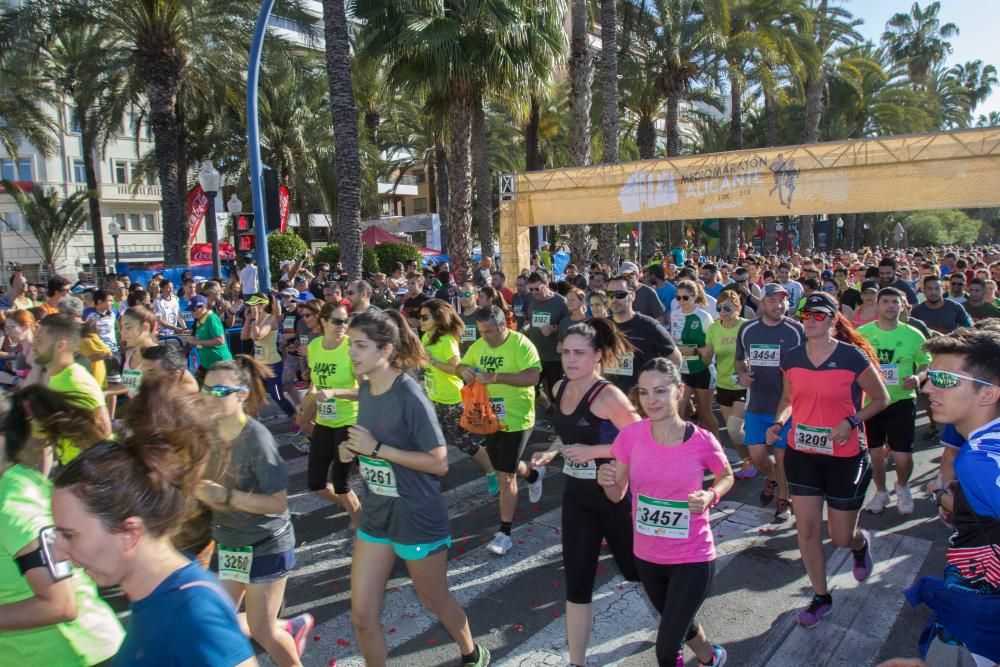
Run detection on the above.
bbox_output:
[912,276,972,335]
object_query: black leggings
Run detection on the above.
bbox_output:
[308,424,353,494]
[434,401,481,457]
[635,558,714,666]
[561,487,639,604]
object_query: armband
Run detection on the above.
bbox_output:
[15,526,72,582]
[846,415,860,430]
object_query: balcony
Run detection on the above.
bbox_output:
[104,183,161,201]
[377,181,419,196]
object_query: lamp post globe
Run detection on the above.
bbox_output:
[108,220,121,268]
[198,160,222,279]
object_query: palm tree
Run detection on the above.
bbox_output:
[0,8,57,157]
[322,0,363,279]
[595,0,620,264]
[949,60,999,115]
[567,0,593,265]
[882,1,958,86]
[358,0,564,278]
[1,181,89,272]
[62,0,255,266]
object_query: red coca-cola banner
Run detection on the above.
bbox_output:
[278,184,290,233]
[187,184,209,244]
[190,242,236,262]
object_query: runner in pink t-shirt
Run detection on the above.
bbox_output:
[600,358,733,667]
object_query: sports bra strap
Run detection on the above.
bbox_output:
[583,379,611,408]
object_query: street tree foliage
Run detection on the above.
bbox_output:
[2,0,998,267]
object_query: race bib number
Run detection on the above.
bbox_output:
[490,398,506,420]
[283,315,296,331]
[793,424,834,455]
[461,324,477,342]
[635,496,690,539]
[749,344,780,367]
[358,455,399,497]
[532,311,551,328]
[880,364,899,386]
[424,370,436,394]
[299,335,308,348]
[121,369,142,393]
[253,343,264,358]
[563,458,597,479]
[680,355,698,374]
[731,373,741,387]
[514,304,523,317]
[604,352,634,376]
[317,399,337,421]
[183,312,195,328]
[218,545,253,584]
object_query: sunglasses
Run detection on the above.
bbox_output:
[459,292,473,297]
[201,385,248,398]
[926,369,996,389]
[800,311,830,322]
[720,305,735,313]
[611,290,631,299]
[677,295,692,301]
[328,317,348,326]
[822,285,837,292]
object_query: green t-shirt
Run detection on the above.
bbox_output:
[194,311,233,370]
[461,331,541,432]
[705,318,747,390]
[857,321,930,403]
[964,300,1000,322]
[307,336,358,428]
[671,308,714,374]
[422,332,464,405]
[47,363,105,465]
[0,465,124,664]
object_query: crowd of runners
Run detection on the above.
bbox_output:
[0,243,998,667]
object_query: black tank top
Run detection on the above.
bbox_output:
[552,379,620,503]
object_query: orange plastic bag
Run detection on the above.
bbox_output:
[460,381,504,435]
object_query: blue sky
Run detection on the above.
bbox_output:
[849,0,1000,119]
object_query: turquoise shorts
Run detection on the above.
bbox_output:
[357,530,451,561]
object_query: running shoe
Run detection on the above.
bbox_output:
[734,459,757,480]
[486,532,513,556]
[774,498,792,523]
[895,483,914,516]
[864,490,890,514]
[468,644,491,666]
[797,594,832,628]
[486,472,499,496]
[528,466,546,503]
[852,529,874,582]
[759,478,777,506]
[286,613,315,657]
[700,644,727,666]
[291,436,311,454]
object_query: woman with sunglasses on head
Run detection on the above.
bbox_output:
[0,387,124,666]
[703,291,755,480]
[457,282,480,354]
[766,292,889,629]
[597,357,733,667]
[299,302,362,527]
[418,299,499,494]
[530,319,641,667]
[119,306,159,397]
[197,356,313,666]
[339,310,491,667]
[242,292,296,422]
[51,378,256,666]
[477,285,516,330]
[558,287,590,347]
[671,280,720,439]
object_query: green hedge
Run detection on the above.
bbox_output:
[266,231,308,278]
[314,243,380,274]
[373,242,423,272]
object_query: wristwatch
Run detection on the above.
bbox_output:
[846,415,861,430]
[371,441,384,458]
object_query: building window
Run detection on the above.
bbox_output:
[113,213,125,232]
[73,160,87,183]
[129,213,141,231]
[143,214,156,231]
[1,158,32,182]
[413,197,428,214]
[2,211,22,232]
[114,161,128,184]
[70,107,82,134]
[145,171,156,186]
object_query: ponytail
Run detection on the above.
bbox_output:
[565,317,636,367]
[833,313,878,364]
[383,309,429,371]
[209,355,273,417]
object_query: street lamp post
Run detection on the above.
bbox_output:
[227,194,242,248]
[108,220,121,268]
[198,160,222,279]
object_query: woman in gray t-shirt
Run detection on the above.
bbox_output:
[340,310,490,667]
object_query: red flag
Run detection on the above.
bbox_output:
[278,185,290,233]
[187,184,209,244]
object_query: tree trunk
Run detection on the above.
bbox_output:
[729,70,743,151]
[764,218,778,254]
[637,111,656,259]
[567,0,592,266]
[298,191,312,248]
[471,91,494,260]
[427,158,437,213]
[843,213,857,251]
[435,144,450,253]
[447,90,474,278]
[323,0,363,279]
[136,50,186,265]
[364,109,380,146]
[595,0,619,265]
[79,115,106,273]
[666,95,684,249]
[762,83,779,255]
[526,92,542,171]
